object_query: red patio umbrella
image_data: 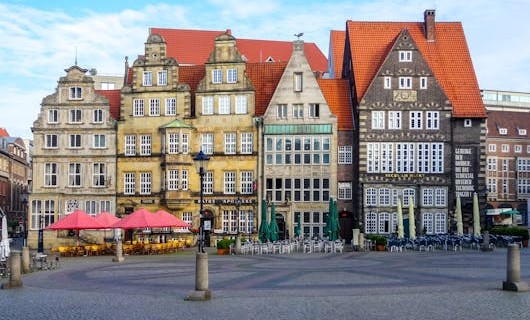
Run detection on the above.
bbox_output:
[46,210,105,246]
[153,210,191,228]
[95,212,121,228]
[111,208,160,229]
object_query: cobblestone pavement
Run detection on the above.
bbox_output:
[1,247,529,320]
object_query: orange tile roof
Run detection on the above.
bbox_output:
[150,28,328,73]
[95,89,121,120]
[345,20,486,118]
[178,65,206,116]
[486,111,530,138]
[329,30,346,78]
[0,127,9,137]
[246,62,287,116]
[317,79,353,131]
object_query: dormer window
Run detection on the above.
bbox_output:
[69,87,82,100]
[227,69,237,83]
[499,128,507,135]
[518,129,527,136]
[212,69,222,84]
[399,51,412,62]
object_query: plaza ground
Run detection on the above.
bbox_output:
[1,247,529,320]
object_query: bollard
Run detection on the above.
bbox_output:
[22,247,31,273]
[1,250,23,289]
[112,240,124,263]
[502,244,528,292]
[185,252,211,301]
[481,231,493,252]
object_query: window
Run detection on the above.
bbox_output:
[488,144,496,152]
[499,128,508,135]
[140,135,152,155]
[399,50,412,62]
[487,178,497,193]
[125,135,136,156]
[410,111,423,129]
[293,104,304,119]
[100,82,115,90]
[378,212,391,234]
[396,143,415,173]
[85,201,98,215]
[44,163,57,187]
[277,104,287,119]
[69,87,82,99]
[403,189,415,206]
[235,95,247,114]
[227,69,237,83]
[426,111,439,129]
[181,134,189,154]
[69,109,82,123]
[124,173,135,195]
[384,77,391,89]
[31,200,55,230]
[203,172,213,194]
[435,189,446,206]
[45,134,58,148]
[420,77,428,89]
[422,189,434,206]
[100,201,111,213]
[212,69,222,84]
[365,188,377,206]
[388,111,401,129]
[515,145,522,153]
[338,145,352,164]
[69,134,81,148]
[372,111,385,129]
[93,163,106,187]
[68,163,81,187]
[241,171,254,194]
[133,99,144,116]
[378,188,390,206]
[241,133,253,154]
[338,182,352,200]
[501,144,509,153]
[224,171,236,194]
[464,119,472,127]
[435,213,446,234]
[168,134,179,154]
[518,129,527,136]
[48,109,58,123]
[149,98,160,116]
[93,134,106,148]
[202,96,214,115]
[399,77,412,89]
[93,109,103,123]
[222,210,238,233]
[309,103,319,118]
[181,170,188,190]
[502,159,509,171]
[487,158,497,171]
[224,133,236,154]
[165,98,176,115]
[201,133,214,154]
[218,95,230,114]
[140,172,151,194]
[365,212,377,234]
[157,70,167,86]
[423,213,434,234]
[167,170,179,190]
[294,72,302,92]
[143,71,152,86]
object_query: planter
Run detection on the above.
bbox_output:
[217,248,229,255]
[376,244,386,251]
[523,239,528,248]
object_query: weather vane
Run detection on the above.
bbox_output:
[294,32,304,40]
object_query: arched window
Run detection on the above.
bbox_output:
[365,212,377,234]
[378,212,390,234]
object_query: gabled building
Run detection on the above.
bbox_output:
[29,65,117,249]
[333,10,487,234]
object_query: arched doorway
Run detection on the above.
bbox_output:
[339,211,354,243]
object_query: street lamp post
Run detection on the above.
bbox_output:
[37,214,44,254]
[235,195,242,254]
[187,150,211,301]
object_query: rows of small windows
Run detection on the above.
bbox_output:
[45,134,107,149]
[222,210,255,234]
[276,103,320,119]
[265,136,331,165]
[294,211,328,238]
[488,178,530,195]
[123,171,254,195]
[30,199,112,229]
[371,111,439,130]
[199,132,253,155]
[487,158,530,172]
[365,187,447,207]
[518,179,530,194]
[201,95,248,115]
[383,76,428,90]
[211,68,238,84]
[44,163,108,187]
[265,178,330,203]
[488,144,530,154]
[365,212,447,234]
[142,70,169,87]
[133,98,177,116]
[47,109,105,124]
[367,142,444,173]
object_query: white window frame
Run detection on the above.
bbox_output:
[45,134,58,148]
[44,163,58,187]
[69,87,82,100]
[218,95,230,114]
[365,188,377,206]
[515,145,522,153]
[201,133,214,155]
[372,111,385,129]
[69,134,81,149]
[388,111,401,129]
[212,69,222,84]
[168,170,179,190]
[93,163,106,187]
[133,99,144,116]
[338,145,353,164]
[48,109,59,123]
[125,135,136,156]
[294,72,303,92]
[293,104,304,119]
[399,50,412,62]
[149,98,160,116]
[464,119,472,127]
[93,134,106,148]
[488,144,496,152]
[435,189,446,206]
[501,144,509,153]
[165,98,176,115]
[140,172,152,195]
[410,111,423,129]
[143,71,152,86]
[422,189,434,206]
[241,133,253,154]
[241,171,254,194]
[93,109,103,123]
[224,133,236,155]
[224,171,236,194]
[202,96,214,115]
[420,77,428,89]
[204,171,213,194]
[124,173,135,195]
[384,76,391,89]
[277,104,287,119]
[227,69,237,83]
[309,103,320,118]
[140,135,152,155]
[399,77,412,89]
[235,95,247,114]
[338,182,352,200]
[426,111,439,129]
[68,163,82,187]
[69,109,82,123]
[157,70,167,86]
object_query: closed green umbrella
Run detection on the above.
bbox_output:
[269,202,279,242]
[259,199,269,242]
[294,216,301,237]
[329,199,340,241]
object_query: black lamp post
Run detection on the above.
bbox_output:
[187,150,211,301]
[37,215,44,254]
[21,191,28,247]
[235,195,242,254]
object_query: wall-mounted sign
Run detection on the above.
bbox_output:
[384,173,425,179]
[454,147,477,199]
[393,90,417,102]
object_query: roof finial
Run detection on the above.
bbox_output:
[294,32,304,40]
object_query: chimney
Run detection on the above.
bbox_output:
[424,9,436,42]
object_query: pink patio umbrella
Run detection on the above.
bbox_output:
[153,210,191,228]
[95,212,121,228]
[110,208,160,229]
[46,209,106,245]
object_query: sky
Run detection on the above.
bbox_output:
[1,0,529,139]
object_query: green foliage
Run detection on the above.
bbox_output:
[487,226,529,240]
[365,234,387,246]
[216,238,235,249]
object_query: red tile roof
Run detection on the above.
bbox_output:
[0,127,9,137]
[329,30,346,78]
[178,65,206,116]
[486,111,530,138]
[150,28,328,73]
[95,89,121,120]
[344,20,486,118]
[246,62,287,116]
[317,79,353,131]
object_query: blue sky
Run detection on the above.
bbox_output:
[1,0,529,138]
